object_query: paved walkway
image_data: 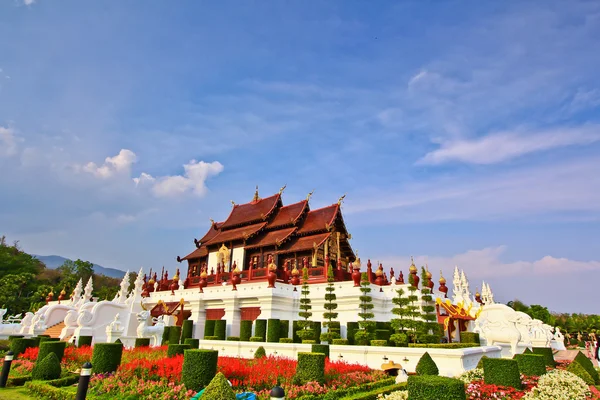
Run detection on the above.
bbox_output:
[554,349,599,366]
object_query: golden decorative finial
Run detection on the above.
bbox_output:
[209,218,215,225]
[439,269,446,284]
[252,185,260,202]
[279,184,287,195]
[338,194,346,205]
[306,189,315,201]
[231,200,236,207]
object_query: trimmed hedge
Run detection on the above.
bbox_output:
[567,359,595,385]
[483,357,521,389]
[460,332,480,345]
[37,341,66,362]
[254,346,266,359]
[162,326,172,345]
[370,340,387,347]
[214,320,226,340]
[204,336,218,340]
[409,343,480,349]
[249,336,263,342]
[347,322,359,345]
[513,354,546,376]
[415,352,439,376]
[296,377,397,400]
[573,351,599,383]
[267,319,281,343]
[302,340,317,344]
[476,356,487,369]
[204,320,216,339]
[135,338,151,348]
[390,332,409,347]
[24,375,80,400]
[78,336,93,347]
[293,320,302,343]
[169,326,182,344]
[91,343,124,374]
[201,372,236,400]
[6,375,32,387]
[181,320,194,342]
[10,338,34,358]
[38,337,59,345]
[295,352,326,384]
[29,337,41,348]
[184,338,200,348]
[240,320,253,341]
[255,319,267,342]
[8,335,24,340]
[532,347,556,368]
[167,344,191,358]
[311,321,322,344]
[376,329,391,342]
[227,336,240,341]
[32,352,62,381]
[279,319,290,340]
[407,375,466,400]
[332,339,349,345]
[279,338,293,343]
[182,349,218,391]
[311,344,330,358]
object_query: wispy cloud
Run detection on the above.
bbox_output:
[80,149,137,178]
[0,126,19,156]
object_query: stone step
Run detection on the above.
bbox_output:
[43,321,65,339]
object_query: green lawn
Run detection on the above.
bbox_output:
[0,387,32,400]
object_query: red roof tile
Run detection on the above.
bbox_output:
[204,222,267,245]
[296,204,339,235]
[278,232,331,253]
[246,227,297,249]
[266,200,308,229]
[182,246,208,261]
[220,194,281,229]
[198,222,222,244]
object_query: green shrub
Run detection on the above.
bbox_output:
[181,320,194,341]
[409,343,480,349]
[29,337,41,348]
[533,347,556,368]
[162,326,172,345]
[204,320,216,339]
[91,343,123,374]
[332,384,406,400]
[299,377,397,400]
[249,336,263,342]
[135,338,151,348]
[182,349,218,391]
[419,334,442,344]
[415,352,439,376]
[375,329,391,342]
[279,338,293,343]
[483,358,521,389]
[78,336,93,347]
[37,341,66,363]
[169,326,182,344]
[214,320,226,340]
[311,321,322,344]
[567,360,595,385]
[267,319,281,343]
[38,337,59,345]
[8,335,24,341]
[10,338,34,358]
[460,332,480,344]
[573,351,599,383]
[204,336,218,340]
[347,322,359,345]
[7,375,32,387]
[184,338,200,348]
[293,320,302,343]
[254,346,266,359]
[476,356,487,369]
[280,320,290,340]
[302,340,316,344]
[514,354,546,376]
[311,344,330,358]
[32,353,62,381]
[240,320,253,341]
[167,344,191,357]
[226,336,240,341]
[295,352,326,384]
[407,375,466,400]
[255,319,267,342]
[523,347,533,354]
[332,339,349,345]
[201,372,236,400]
[370,340,387,347]
[390,333,408,347]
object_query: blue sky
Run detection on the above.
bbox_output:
[1,1,599,313]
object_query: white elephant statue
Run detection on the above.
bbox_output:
[136,310,165,347]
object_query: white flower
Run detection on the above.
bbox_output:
[522,369,591,400]
[378,390,409,400]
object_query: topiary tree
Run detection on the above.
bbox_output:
[419,266,441,343]
[415,352,439,376]
[135,338,151,348]
[214,320,226,340]
[404,264,422,344]
[184,338,200,348]
[78,336,93,347]
[254,319,267,342]
[240,320,253,341]
[297,266,314,342]
[37,341,66,363]
[321,264,339,343]
[182,349,218,391]
[294,352,326,384]
[355,272,375,345]
[32,352,61,381]
[203,321,216,339]
[267,319,281,343]
[10,338,33,358]
[167,343,191,358]
[181,320,194,342]
[91,343,123,374]
[169,326,182,344]
[254,346,266,359]
[201,372,236,400]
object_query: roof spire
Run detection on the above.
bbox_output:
[279,184,287,195]
[252,185,260,202]
[307,189,315,201]
[338,194,346,205]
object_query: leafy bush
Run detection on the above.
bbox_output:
[8,335,24,340]
[249,336,263,342]
[415,352,438,376]
[347,322,359,345]
[169,326,182,344]
[29,337,41,348]
[476,356,487,369]
[340,384,407,400]
[167,343,191,358]
[135,338,151,348]
[204,336,219,340]
[332,339,349,345]
[38,337,59,345]
[293,320,302,343]
[409,343,479,349]
[376,329,391,342]
[184,338,200,348]
[280,320,290,340]
[371,340,387,346]
[523,347,533,354]
[214,320,226,340]
[201,371,236,400]
[279,338,293,343]
[296,378,397,400]
[522,369,591,399]
[418,334,441,344]
[181,320,194,341]
[7,375,32,387]
[311,344,330,358]
[267,319,281,343]
[91,343,123,374]
[407,375,466,400]
[226,336,240,341]
[78,336,93,347]
[203,320,216,339]
[32,353,62,381]
[311,321,322,344]
[302,340,316,344]
[295,352,326,384]
[182,349,218,391]
[162,326,172,345]
[390,333,408,347]
[573,351,599,383]
[532,347,556,368]
[255,319,267,342]
[240,320,253,341]
[11,338,34,358]
[37,341,66,363]
[514,354,546,376]
[566,360,595,385]
[354,330,372,346]
[254,346,266,359]
[460,332,480,345]
[483,358,521,389]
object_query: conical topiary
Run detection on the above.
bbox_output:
[415,352,439,376]
[201,372,236,400]
[32,352,62,381]
[254,346,266,359]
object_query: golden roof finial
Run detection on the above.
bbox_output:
[209,218,215,225]
[252,185,260,202]
[231,200,236,207]
[338,194,346,205]
[306,189,315,201]
[279,184,287,195]
[439,269,446,284]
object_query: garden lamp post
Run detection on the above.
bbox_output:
[0,351,14,388]
[270,385,285,400]
[75,362,93,400]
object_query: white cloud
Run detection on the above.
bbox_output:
[418,125,600,165]
[81,149,137,178]
[143,160,224,198]
[0,126,19,156]
[23,0,35,5]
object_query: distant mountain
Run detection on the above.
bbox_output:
[33,255,127,279]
